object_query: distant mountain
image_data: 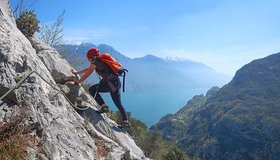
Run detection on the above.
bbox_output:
[151,52,280,159]
[56,43,230,91]
[150,86,219,143]
[56,42,131,64]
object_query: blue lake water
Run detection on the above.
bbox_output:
[102,88,208,127]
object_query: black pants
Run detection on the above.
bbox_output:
[89,79,128,121]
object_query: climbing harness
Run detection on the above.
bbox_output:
[0,70,99,110]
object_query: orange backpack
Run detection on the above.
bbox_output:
[98,53,122,75]
[98,53,128,91]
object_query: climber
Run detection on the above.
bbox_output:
[66,48,130,128]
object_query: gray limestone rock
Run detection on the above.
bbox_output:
[0,0,15,24]
[28,37,76,84]
[0,2,147,159]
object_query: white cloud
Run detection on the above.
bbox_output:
[63,28,112,43]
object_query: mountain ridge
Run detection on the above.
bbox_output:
[151,52,280,159]
[57,42,231,91]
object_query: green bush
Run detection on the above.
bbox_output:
[16,10,40,37]
[163,147,188,160]
[108,111,189,159]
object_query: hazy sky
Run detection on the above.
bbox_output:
[10,0,280,76]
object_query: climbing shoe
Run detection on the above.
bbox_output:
[118,121,131,129]
[97,106,109,114]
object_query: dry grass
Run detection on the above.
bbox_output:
[94,138,109,160]
[0,124,29,159]
[0,113,42,160]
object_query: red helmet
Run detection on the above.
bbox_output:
[86,48,100,59]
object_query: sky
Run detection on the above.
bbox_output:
[10,0,280,76]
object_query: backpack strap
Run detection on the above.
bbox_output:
[122,69,128,92]
[118,69,128,92]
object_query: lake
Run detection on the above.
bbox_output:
[102,88,208,127]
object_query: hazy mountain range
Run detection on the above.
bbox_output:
[151,52,280,159]
[56,42,230,91]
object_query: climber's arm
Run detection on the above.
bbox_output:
[66,64,96,86]
[76,64,96,84]
[71,68,89,75]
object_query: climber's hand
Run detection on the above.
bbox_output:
[71,69,77,75]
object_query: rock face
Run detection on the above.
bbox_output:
[0,0,15,24]
[0,2,146,159]
[152,53,280,160]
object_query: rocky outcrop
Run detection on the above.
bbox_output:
[0,0,15,24]
[28,37,75,84]
[0,2,146,159]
